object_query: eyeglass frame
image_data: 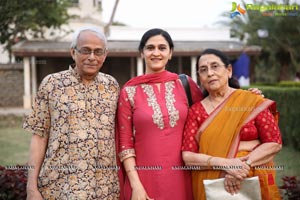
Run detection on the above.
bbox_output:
[198,62,227,75]
[75,47,107,57]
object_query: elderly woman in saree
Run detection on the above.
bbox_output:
[182,49,282,200]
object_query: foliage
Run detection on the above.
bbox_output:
[278,81,300,87]
[0,0,73,60]
[279,176,300,200]
[251,81,300,87]
[223,0,300,82]
[0,165,27,200]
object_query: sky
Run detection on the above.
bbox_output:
[102,0,234,28]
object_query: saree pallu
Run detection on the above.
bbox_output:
[192,89,281,200]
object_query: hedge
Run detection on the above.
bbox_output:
[244,85,300,151]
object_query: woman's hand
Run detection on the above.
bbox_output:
[123,157,154,200]
[248,88,264,97]
[224,173,241,195]
[241,142,282,167]
[221,157,250,180]
[131,183,153,200]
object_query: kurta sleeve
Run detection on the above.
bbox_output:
[182,105,201,153]
[117,86,136,162]
[23,75,52,137]
[255,108,282,144]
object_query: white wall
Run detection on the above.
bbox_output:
[0,44,10,64]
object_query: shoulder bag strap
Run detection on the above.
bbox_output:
[179,74,193,107]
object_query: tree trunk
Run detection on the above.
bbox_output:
[276,49,291,81]
[104,0,120,36]
[279,62,289,81]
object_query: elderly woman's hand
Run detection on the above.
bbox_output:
[224,173,241,195]
[248,88,264,97]
[221,157,250,180]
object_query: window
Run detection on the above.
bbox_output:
[94,0,102,10]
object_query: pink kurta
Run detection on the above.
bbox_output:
[117,71,202,200]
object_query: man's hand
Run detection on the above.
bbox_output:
[26,188,43,200]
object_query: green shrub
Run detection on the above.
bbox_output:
[278,81,300,87]
[252,81,300,87]
[279,176,300,199]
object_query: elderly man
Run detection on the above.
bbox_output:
[24,27,120,199]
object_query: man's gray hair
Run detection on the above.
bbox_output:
[70,27,107,48]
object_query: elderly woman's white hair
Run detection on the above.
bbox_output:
[70,27,107,48]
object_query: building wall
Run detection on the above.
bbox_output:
[0,64,23,107]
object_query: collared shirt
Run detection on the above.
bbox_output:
[24,66,120,199]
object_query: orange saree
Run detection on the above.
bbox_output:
[192,89,281,200]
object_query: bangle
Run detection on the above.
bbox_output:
[207,156,214,168]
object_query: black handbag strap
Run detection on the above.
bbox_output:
[179,74,193,107]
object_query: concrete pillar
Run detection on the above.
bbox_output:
[191,56,197,82]
[11,55,15,63]
[23,57,31,109]
[137,57,143,76]
[130,57,135,78]
[31,56,37,96]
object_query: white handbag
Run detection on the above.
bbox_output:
[203,176,262,200]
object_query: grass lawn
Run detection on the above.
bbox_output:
[0,127,31,166]
[274,145,300,185]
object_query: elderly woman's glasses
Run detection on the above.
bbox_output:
[198,63,225,75]
[75,47,106,56]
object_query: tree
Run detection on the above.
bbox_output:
[224,0,300,82]
[0,0,73,61]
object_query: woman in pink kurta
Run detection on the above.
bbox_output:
[117,28,202,200]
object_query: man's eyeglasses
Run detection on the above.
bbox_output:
[75,47,106,57]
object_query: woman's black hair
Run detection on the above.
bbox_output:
[196,48,240,97]
[138,28,174,52]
